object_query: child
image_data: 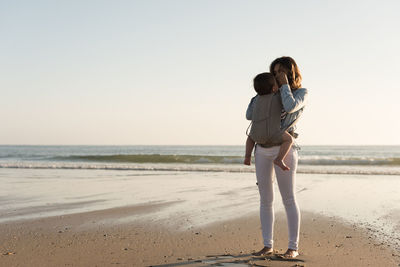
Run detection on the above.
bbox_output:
[244,73,293,171]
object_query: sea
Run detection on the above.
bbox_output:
[0,145,399,250]
[0,145,399,175]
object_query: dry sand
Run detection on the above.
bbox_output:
[0,201,399,267]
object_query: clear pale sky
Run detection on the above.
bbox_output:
[1,0,399,145]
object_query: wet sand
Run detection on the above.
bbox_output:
[0,202,399,267]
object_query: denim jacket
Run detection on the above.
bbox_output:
[246,84,308,147]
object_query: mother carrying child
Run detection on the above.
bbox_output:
[245,56,308,258]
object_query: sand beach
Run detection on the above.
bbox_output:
[0,169,399,266]
[0,202,399,267]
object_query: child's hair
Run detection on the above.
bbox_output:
[253,72,276,95]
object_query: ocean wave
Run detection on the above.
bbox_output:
[52,154,400,166]
[0,162,399,175]
[299,157,400,166]
[54,154,245,164]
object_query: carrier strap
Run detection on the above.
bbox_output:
[246,113,301,138]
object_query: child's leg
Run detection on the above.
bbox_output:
[244,136,256,165]
[274,131,294,171]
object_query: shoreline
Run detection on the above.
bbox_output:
[1,202,399,266]
[1,163,400,176]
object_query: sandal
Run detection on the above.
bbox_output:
[282,248,299,258]
[252,246,273,256]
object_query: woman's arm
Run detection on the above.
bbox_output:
[246,95,258,120]
[280,84,308,113]
[275,72,308,113]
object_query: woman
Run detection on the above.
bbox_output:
[246,56,308,258]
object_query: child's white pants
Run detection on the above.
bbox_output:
[254,145,300,250]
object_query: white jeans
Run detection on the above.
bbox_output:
[255,145,300,250]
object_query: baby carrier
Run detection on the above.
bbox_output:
[247,93,284,146]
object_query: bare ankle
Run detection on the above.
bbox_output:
[273,158,290,171]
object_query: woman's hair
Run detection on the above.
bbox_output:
[270,56,302,89]
[253,72,276,95]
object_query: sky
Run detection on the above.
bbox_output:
[1,0,399,146]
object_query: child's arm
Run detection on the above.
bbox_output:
[244,136,255,165]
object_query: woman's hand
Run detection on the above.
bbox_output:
[275,72,289,86]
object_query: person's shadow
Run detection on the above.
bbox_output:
[149,252,306,267]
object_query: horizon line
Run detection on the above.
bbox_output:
[0,144,399,147]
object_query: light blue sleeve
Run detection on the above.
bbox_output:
[246,95,258,120]
[280,84,308,114]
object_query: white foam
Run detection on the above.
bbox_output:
[1,161,399,175]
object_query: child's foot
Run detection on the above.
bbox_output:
[252,246,273,256]
[244,157,251,166]
[274,158,290,171]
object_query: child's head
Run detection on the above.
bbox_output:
[253,72,277,95]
